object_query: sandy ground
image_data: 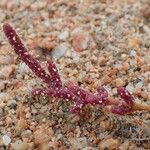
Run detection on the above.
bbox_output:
[0,0,150,149]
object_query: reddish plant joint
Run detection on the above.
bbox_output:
[110,87,134,115]
[3,23,134,115]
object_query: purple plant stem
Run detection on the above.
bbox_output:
[110,104,131,115]
[69,101,84,113]
[97,86,108,99]
[110,87,134,115]
[32,88,48,96]
[3,23,51,84]
[32,87,78,102]
[47,60,62,88]
[117,87,134,106]
[66,85,88,103]
[89,86,109,105]
[68,85,109,112]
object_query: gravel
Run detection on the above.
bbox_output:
[0,0,150,149]
[2,134,11,146]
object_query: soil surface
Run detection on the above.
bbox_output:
[0,0,150,149]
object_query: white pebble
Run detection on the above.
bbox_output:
[2,134,11,145]
[58,30,69,41]
[129,50,136,57]
[17,62,30,74]
[52,43,70,59]
[126,84,134,93]
[71,51,80,63]
[135,81,143,88]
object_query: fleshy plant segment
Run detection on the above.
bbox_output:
[3,23,51,84]
[110,87,134,115]
[3,23,135,115]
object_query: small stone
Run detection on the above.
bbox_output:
[129,50,136,57]
[2,134,11,146]
[126,84,134,93]
[33,126,54,145]
[58,30,69,41]
[144,38,150,48]
[0,92,8,102]
[141,91,148,100]
[0,81,5,91]
[31,1,47,10]
[17,62,30,74]
[70,115,80,123]
[148,95,150,101]
[135,81,143,88]
[5,117,12,126]
[16,118,28,131]
[100,120,111,131]
[119,140,129,150]
[128,39,141,49]
[72,28,89,52]
[144,55,150,64]
[101,75,112,85]
[21,130,32,138]
[99,138,119,150]
[12,140,28,150]
[113,78,125,87]
[71,51,80,63]
[7,99,17,108]
[0,65,15,79]
[141,5,150,19]
[52,43,70,59]
[0,55,15,65]
[43,20,50,28]
[26,112,32,119]
[69,137,87,149]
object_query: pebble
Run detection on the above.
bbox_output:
[7,99,17,107]
[71,51,80,63]
[70,115,80,123]
[99,138,119,150]
[72,28,89,52]
[5,117,12,126]
[51,43,70,59]
[126,84,134,93]
[129,50,136,57]
[141,5,150,19]
[69,137,87,149]
[118,140,129,150]
[2,134,11,146]
[141,91,148,100]
[128,39,141,49]
[113,78,125,87]
[16,118,28,131]
[0,10,6,22]
[33,126,54,145]
[135,81,143,88]
[12,140,28,150]
[30,1,47,10]
[17,62,30,74]
[0,92,8,102]
[21,130,32,138]
[0,81,5,91]
[0,55,15,65]
[0,66,15,79]
[58,29,69,41]
[144,55,150,64]
[144,38,150,48]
